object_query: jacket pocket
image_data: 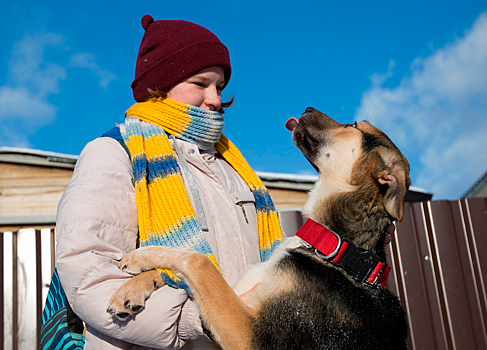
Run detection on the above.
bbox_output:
[232,191,257,229]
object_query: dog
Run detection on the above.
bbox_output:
[107,107,410,349]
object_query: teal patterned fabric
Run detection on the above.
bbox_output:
[40,269,85,350]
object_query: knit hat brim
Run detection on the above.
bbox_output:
[132,40,231,101]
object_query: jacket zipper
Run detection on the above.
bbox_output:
[237,202,249,224]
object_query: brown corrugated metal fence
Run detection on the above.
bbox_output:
[387,198,487,350]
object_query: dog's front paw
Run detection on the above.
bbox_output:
[107,270,165,321]
[119,247,158,275]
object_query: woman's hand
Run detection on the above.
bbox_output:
[238,283,261,304]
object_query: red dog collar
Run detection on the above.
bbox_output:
[296,219,391,287]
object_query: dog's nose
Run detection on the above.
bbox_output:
[305,107,316,113]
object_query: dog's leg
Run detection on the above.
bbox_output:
[117,246,254,350]
[107,270,165,320]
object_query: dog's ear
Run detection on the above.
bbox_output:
[377,164,409,221]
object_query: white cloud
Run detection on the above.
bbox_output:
[0,86,57,122]
[8,33,66,95]
[355,12,487,199]
[0,33,65,146]
[369,60,396,86]
[69,53,116,88]
[0,33,115,147]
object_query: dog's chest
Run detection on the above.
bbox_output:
[251,250,407,350]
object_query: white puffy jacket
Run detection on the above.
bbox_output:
[56,136,261,349]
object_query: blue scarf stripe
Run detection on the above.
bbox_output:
[146,155,181,185]
[261,239,282,261]
[180,123,223,140]
[161,274,191,295]
[253,189,277,213]
[143,218,212,255]
[185,105,223,119]
[260,240,281,261]
[132,153,147,184]
[140,120,165,139]
[180,105,224,150]
[124,117,145,138]
[185,112,224,128]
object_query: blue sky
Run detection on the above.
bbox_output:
[1,0,486,199]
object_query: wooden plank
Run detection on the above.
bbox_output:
[0,224,55,232]
[267,188,309,209]
[12,231,18,350]
[0,193,64,217]
[0,163,73,179]
[1,231,4,350]
[0,163,72,218]
[35,230,42,349]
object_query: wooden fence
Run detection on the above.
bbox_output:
[1,226,55,350]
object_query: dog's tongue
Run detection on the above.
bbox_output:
[285,118,299,131]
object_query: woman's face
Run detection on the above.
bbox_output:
[167,66,225,111]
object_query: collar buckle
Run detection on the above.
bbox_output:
[314,230,342,260]
[296,219,390,287]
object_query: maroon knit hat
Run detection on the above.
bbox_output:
[131,15,232,102]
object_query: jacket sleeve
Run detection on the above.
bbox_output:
[55,137,205,349]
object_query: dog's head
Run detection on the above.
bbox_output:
[286,107,411,251]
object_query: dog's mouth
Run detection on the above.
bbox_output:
[285,117,300,132]
[286,117,320,173]
[285,117,319,150]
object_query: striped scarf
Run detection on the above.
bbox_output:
[119,97,283,293]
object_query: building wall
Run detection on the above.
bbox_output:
[0,163,72,220]
[267,188,309,209]
[472,183,487,197]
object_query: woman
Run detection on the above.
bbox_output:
[55,15,282,349]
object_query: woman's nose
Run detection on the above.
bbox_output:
[205,86,222,111]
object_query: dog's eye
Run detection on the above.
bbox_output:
[345,122,359,129]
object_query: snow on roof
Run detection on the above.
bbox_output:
[408,186,431,194]
[0,146,78,168]
[256,171,319,183]
[0,146,78,160]
[462,169,487,198]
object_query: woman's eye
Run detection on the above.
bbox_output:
[193,82,205,87]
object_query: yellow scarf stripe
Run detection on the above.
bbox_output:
[126,98,191,137]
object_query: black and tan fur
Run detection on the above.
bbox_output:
[107,107,410,349]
